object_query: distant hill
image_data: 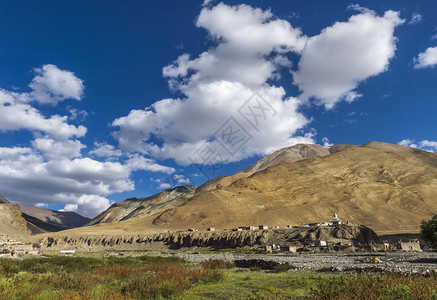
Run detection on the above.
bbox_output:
[19,205,91,234]
[0,195,10,204]
[88,185,196,226]
[40,141,437,236]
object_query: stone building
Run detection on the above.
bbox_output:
[397,240,422,252]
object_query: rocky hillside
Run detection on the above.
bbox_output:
[19,205,91,234]
[88,185,196,225]
[43,141,437,236]
[0,201,31,241]
[38,224,377,250]
[0,195,10,204]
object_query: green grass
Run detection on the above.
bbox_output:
[185,269,437,300]
[183,269,321,299]
[1,256,437,299]
[0,256,224,299]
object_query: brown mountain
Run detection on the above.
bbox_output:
[88,185,196,226]
[0,195,10,204]
[0,196,31,240]
[197,143,331,193]
[19,205,91,234]
[43,142,437,236]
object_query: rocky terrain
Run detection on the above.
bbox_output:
[0,200,31,241]
[151,252,437,273]
[38,224,377,251]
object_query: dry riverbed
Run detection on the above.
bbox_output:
[123,251,437,274]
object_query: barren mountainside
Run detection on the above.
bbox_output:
[0,195,10,204]
[19,205,91,234]
[88,185,196,225]
[197,144,330,193]
[44,142,437,236]
[0,203,31,240]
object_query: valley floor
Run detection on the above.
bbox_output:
[1,252,437,299]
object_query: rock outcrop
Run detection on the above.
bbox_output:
[0,203,31,241]
[38,225,377,251]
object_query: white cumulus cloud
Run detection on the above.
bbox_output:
[29,64,85,105]
[414,47,437,69]
[293,9,404,109]
[0,65,177,217]
[113,3,313,165]
[398,139,437,152]
[32,137,86,159]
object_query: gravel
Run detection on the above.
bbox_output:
[141,251,437,273]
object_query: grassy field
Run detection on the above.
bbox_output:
[1,256,437,299]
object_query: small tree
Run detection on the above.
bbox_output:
[32,242,41,249]
[420,214,437,250]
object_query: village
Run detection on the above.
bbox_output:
[0,239,40,259]
[0,215,425,259]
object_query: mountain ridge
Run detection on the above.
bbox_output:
[37,141,437,236]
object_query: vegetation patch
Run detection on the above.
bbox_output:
[0,255,223,299]
[1,256,437,299]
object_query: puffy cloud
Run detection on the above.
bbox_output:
[0,64,176,217]
[0,65,87,140]
[159,183,172,189]
[293,9,404,109]
[419,140,437,151]
[59,204,78,212]
[60,195,111,218]
[113,82,312,165]
[414,47,437,69]
[115,4,404,164]
[0,89,86,139]
[89,143,123,159]
[398,138,418,148]
[322,137,334,147]
[0,145,174,217]
[114,3,313,165]
[29,64,85,105]
[125,154,175,174]
[32,137,85,159]
[163,4,307,88]
[173,174,191,184]
[398,139,437,152]
[201,0,214,7]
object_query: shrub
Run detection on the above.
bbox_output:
[200,259,234,270]
[421,214,437,249]
[273,263,294,273]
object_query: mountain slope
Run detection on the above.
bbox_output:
[52,142,437,235]
[88,185,196,225]
[19,205,91,234]
[0,195,10,204]
[0,203,31,240]
[197,144,330,193]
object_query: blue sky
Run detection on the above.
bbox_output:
[0,0,436,217]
